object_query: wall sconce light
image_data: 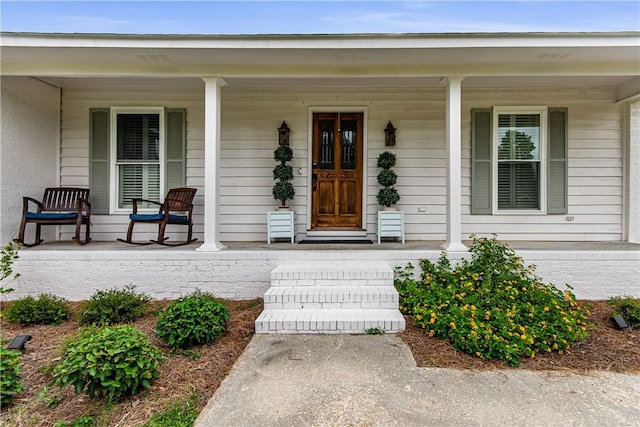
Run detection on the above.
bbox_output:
[278,121,291,146]
[384,121,396,147]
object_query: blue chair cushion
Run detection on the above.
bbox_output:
[25,212,78,220]
[129,213,188,222]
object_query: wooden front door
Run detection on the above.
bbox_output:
[311,112,363,229]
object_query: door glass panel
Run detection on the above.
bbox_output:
[341,119,357,170]
[319,119,335,170]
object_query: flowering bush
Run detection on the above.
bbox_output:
[395,236,592,367]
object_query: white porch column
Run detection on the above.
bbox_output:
[626,101,640,243]
[197,77,227,252]
[440,76,468,252]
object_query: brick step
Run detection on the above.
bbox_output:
[263,286,399,310]
[255,308,406,334]
[270,262,393,287]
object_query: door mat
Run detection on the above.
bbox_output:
[298,239,373,244]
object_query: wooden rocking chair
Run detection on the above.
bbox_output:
[117,187,197,246]
[14,187,91,247]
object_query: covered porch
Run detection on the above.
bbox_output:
[1,32,639,302]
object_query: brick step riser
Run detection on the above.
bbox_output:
[264,286,398,301]
[264,301,400,310]
[270,279,392,287]
[255,313,405,334]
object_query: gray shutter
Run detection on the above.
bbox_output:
[547,108,568,214]
[89,109,110,214]
[471,109,492,214]
[165,109,186,190]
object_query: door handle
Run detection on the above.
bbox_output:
[312,162,318,169]
[312,173,317,191]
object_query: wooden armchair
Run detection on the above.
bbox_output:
[117,187,198,246]
[14,187,91,247]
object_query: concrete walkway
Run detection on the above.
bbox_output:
[195,335,640,427]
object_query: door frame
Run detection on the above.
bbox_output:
[306,106,369,235]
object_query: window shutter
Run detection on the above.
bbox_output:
[471,109,492,214]
[165,109,186,190]
[547,108,568,214]
[89,109,110,214]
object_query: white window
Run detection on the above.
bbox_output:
[110,107,165,212]
[492,107,547,213]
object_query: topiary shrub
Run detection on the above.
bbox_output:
[608,296,640,327]
[0,345,23,407]
[376,151,400,207]
[3,293,70,326]
[51,325,164,400]
[395,235,592,367]
[156,290,230,349]
[272,145,295,208]
[78,285,151,326]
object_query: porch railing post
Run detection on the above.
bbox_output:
[197,77,227,252]
[440,76,468,252]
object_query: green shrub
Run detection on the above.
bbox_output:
[609,296,640,327]
[156,290,230,348]
[395,235,592,367]
[140,393,199,427]
[3,293,70,325]
[51,325,164,400]
[53,416,96,427]
[1,241,21,294]
[0,345,23,407]
[78,285,151,326]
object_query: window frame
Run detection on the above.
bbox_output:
[109,106,166,214]
[491,106,548,215]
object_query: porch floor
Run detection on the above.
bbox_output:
[19,240,640,251]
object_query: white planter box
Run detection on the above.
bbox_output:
[267,210,296,244]
[377,210,405,244]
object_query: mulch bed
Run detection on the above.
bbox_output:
[1,299,638,426]
[0,299,263,426]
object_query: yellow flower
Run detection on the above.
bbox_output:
[544,306,550,312]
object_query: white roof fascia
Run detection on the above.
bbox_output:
[1,32,639,50]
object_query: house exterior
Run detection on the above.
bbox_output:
[1,31,638,302]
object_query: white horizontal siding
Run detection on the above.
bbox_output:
[58,83,624,242]
[59,83,205,242]
[461,86,623,241]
